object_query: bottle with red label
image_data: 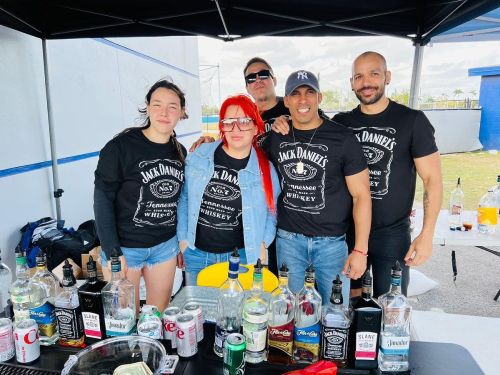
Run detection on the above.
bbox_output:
[267,263,296,365]
[78,256,107,344]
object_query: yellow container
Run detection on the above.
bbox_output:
[477,207,498,225]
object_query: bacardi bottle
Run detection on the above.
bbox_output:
[101,249,136,337]
[214,249,244,357]
[378,261,412,372]
[293,264,321,364]
[242,259,268,364]
[348,269,382,369]
[78,255,107,344]
[54,260,85,347]
[321,275,351,367]
[448,177,464,230]
[30,250,60,345]
[267,263,296,365]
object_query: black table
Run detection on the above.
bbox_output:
[1,323,484,375]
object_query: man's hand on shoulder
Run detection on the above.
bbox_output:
[189,135,215,152]
[271,115,291,135]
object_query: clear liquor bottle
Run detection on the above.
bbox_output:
[214,249,244,357]
[101,249,136,337]
[293,264,322,364]
[78,255,107,344]
[348,269,382,369]
[137,305,162,339]
[30,249,60,345]
[448,177,464,230]
[0,248,13,315]
[9,250,44,322]
[321,275,351,367]
[377,261,412,372]
[267,263,296,365]
[242,259,268,364]
[55,260,85,347]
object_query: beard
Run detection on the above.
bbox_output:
[354,79,387,105]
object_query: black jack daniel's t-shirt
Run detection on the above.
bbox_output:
[195,144,249,253]
[94,128,186,248]
[334,100,438,231]
[262,119,367,237]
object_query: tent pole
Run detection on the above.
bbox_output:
[42,39,63,221]
[409,42,424,109]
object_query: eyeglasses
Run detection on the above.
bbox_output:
[245,69,273,85]
[220,117,255,132]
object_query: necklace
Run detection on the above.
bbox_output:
[291,123,320,175]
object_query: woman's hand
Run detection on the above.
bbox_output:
[259,242,268,266]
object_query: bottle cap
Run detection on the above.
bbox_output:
[62,259,75,286]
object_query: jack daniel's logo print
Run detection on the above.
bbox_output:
[133,159,184,226]
[277,142,328,213]
[198,164,242,229]
[352,127,396,199]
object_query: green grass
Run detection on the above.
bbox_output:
[415,151,500,210]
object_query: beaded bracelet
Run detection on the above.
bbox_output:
[352,249,368,257]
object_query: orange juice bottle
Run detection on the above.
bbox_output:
[478,189,498,234]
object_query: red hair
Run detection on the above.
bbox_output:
[219,94,275,213]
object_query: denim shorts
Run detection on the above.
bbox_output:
[183,247,247,286]
[100,235,179,270]
[276,228,349,306]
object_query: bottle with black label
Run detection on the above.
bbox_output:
[78,255,107,344]
[348,269,382,369]
[55,260,85,347]
[320,275,351,367]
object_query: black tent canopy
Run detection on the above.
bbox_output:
[1,0,498,220]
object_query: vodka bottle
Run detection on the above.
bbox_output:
[448,177,464,230]
[55,260,85,347]
[267,263,296,365]
[242,259,268,364]
[214,249,244,357]
[348,269,382,369]
[0,248,13,314]
[321,275,351,367]
[293,264,322,364]
[102,249,136,337]
[378,262,412,372]
[30,250,60,345]
[137,305,162,339]
[478,189,498,234]
[9,250,44,322]
[78,255,107,344]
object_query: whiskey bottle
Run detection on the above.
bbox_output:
[293,264,321,364]
[78,255,107,344]
[267,263,296,365]
[348,269,382,369]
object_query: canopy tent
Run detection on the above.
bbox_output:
[1,0,499,219]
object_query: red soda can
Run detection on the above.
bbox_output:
[162,306,181,348]
[183,302,204,342]
[14,319,40,364]
[175,313,197,358]
[0,318,15,362]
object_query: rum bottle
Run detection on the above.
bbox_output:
[448,177,464,230]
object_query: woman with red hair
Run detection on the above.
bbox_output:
[177,94,280,285]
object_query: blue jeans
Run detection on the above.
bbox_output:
[183,247,247,286]
[276,228,350,305]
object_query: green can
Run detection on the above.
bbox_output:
[223,333,246,375]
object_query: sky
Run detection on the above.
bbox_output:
[197,35,500,108]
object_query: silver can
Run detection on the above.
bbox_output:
[14,319,40,363]
[183,302,204,342]
[0,318,15,362]
[162,306,181,348]
[175,313,197,358]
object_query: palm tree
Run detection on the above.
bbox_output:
[469,89,477,98]
[453,89,463,99]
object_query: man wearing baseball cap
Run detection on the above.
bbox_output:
[260,70,372,303]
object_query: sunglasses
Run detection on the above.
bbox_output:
[245,69,273,85]
[220,117,255,132]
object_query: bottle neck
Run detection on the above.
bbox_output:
[252,273,263,292]
[390,276,402,294]
[330,291,343,306]
[361,285,372,300]
[15,257,28,278]
[278,275,289,288]
[87,269,98,283]
[304,274,315,289]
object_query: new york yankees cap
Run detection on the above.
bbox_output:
[285,70,320,96]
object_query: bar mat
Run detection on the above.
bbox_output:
[0,364,59,375]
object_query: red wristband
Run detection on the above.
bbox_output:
[352,248,368,257]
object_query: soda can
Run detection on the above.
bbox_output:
[175,313,197,358]
[223,333,246,375]
[162,306,181,348]
[14,319,40,364]
[183,302,204,342]
[0,318,15,362]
